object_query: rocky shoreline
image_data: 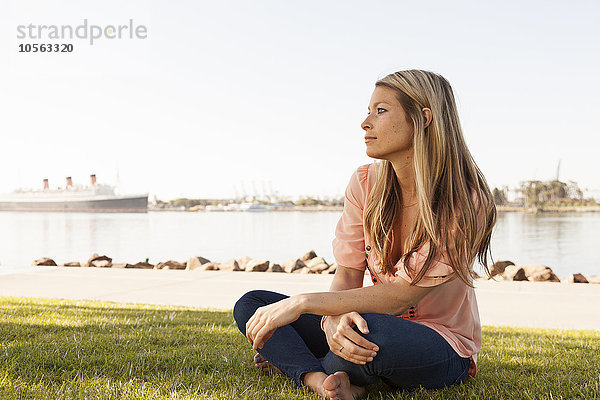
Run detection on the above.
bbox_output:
[497,205,600,213]
[31,254,599,285]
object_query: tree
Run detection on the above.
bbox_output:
[492,187,507,205]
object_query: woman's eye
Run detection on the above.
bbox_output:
[367,108,386,115]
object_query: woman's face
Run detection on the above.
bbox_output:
[361,85,414,162]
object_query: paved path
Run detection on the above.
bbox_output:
[1,267,599,331]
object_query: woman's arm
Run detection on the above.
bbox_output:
[298,276,434,317]
[329,264,365,291]
[246,276,436,350]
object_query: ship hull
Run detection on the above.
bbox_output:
[0,195,148,213]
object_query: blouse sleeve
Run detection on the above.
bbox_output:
[331,165,369,271]
[394,242,456,287]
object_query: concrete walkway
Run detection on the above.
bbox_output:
[1,267,599,331]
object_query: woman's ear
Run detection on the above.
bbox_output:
[422,107,433,128]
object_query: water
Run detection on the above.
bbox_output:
[1,211,598,278]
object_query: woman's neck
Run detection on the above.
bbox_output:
[390,153,417,204]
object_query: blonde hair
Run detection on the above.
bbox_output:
[364,69,496,287]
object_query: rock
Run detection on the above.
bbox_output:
[283,258,306,273]
[127,262,154,269]
[306,256,330,273]
[521,264,560,282]
[269,263,285,273]
[221,259,242,271]
[301,250,317,261]
[306,256,329,268]
[63,261,81,267]
[155,260,186,270]
[245,260,270,272]
[489,260,514,277]
[236,256,253,271]
[186,256,211,271]
[568,273,589,283]
[111,263,132,269]
[86,254,113,268]
[202,262,220,271]
[328,263,338,274]
[32,257,57,266]
[503,265,528,281]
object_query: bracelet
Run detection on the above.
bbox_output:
[320,315,329,331]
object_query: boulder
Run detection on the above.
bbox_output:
[306,256,330,273]
[269,263,285,273]
[301,250,317,261]
[155,260,186,270]
[283,258,306,273]
[127,262,154,269]
[111,263,133,269]
[202,262,220,271]
[63,261,81,267]
[32,257,57,266]
[568,273,589,283]
[186,256,211,271]
[236,256,253,271]
[503,265,528,281]
[489,260,514,277]
[86,254,113,268]
[221,259,242,271]
[521,264,560,282]
[245,260,270,272]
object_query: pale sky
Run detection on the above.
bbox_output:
[1,0,599,200]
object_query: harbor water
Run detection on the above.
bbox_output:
[0,211,598,278]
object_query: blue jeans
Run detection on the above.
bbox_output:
[233,290,471,390]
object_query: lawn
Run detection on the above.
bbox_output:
[0,297,598,399]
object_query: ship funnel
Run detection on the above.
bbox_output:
[66,176,73,188]
[43,178,49,190]
[90,174,97,186]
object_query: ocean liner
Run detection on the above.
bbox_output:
[0,175,148,212]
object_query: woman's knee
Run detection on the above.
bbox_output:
[233,290,264,327]
[232,290,288,331]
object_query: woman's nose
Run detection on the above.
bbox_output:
[361,117,371,130]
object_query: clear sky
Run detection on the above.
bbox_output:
[1,0,599,200]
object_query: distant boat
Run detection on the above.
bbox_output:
[208,201,269,212]
[239,201,269,212]
[0,175,148,213]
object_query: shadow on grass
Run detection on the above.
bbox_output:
[0,297,599,399]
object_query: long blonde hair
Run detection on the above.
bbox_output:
[364,70,496,287]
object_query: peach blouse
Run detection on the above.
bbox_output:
[331,163,481,378]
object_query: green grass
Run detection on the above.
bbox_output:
[0,297,598,399]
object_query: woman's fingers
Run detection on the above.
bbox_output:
[331,331,377,364]
[252,324,274,350]
[341,324,379,353]
[245,310,264,343]
[348,312,371,335]
[327,313,379,364]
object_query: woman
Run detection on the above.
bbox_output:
[233,69,496,400]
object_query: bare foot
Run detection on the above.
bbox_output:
[253,353,283,375]
[322,371,366,400]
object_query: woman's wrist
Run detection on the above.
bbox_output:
[320,315,329,331]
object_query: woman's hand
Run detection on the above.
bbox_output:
[245,297,302,350]
[323,312,379,364]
